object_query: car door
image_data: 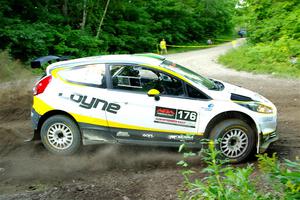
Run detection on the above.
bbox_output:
[104,64,211,144]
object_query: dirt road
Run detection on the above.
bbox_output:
[0,41,299,199]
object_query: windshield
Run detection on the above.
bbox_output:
[160,60,217,90]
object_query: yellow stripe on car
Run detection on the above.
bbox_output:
[51,67,64,79]
[141,64,193,85]
[51,67,84,87]
[71,112,108,127]
[33,96,54,115]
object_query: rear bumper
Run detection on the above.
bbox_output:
[31,108,41,130]
[31,108,41,140]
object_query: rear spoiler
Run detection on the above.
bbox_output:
[31,55,69,68]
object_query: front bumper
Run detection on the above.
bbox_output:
[256,113,278,153]
[259,131,279,153]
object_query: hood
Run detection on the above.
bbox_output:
[210,81,271,104]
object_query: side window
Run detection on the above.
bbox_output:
[58,64,106,88]
[110,65,159,91]
[157,72,184,96]
[187,84,209,99]
[110,65,184,96]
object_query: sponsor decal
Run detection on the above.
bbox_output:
[202,103,214,111]
[154,106,197,128]
[59,93,121,114]
[206,103,214,111]
[142,133,154,139]
[168,135,194,141]
[155,107,176,119]
[116,131,130,137]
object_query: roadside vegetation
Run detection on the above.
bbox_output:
[219,0,300,78]
[178,142,300,200]
[219,39,300,78]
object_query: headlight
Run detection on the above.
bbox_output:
[236,101,273,114]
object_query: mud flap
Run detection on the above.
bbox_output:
[25,130,41,142]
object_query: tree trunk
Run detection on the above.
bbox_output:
[96,0,110,38]
[81,0,88,30]
[63,0,68,16]
[45,0,49,12]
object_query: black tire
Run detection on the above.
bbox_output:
[40,115,81,155]
[209,119,255,163]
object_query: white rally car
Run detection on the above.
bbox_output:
[31,54,278,163]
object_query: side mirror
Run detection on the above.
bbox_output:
[147,89,160,101]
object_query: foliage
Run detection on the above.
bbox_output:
[0,20,105,61]
[219,39,300,78]
[242,0,300,43]
[0,0,237,62]
[178,141,300,200]
[257,154,300,199]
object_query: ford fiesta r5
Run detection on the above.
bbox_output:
[31,54,278,163]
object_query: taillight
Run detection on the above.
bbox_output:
[33,75,52,96]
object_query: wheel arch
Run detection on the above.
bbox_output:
[34,110,79,140]
[204,111,258,140]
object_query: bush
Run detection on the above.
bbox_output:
[178,141,300,200]
[0,22,106,62]
[257,154,300,199]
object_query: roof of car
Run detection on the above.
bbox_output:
[47,54,166,73]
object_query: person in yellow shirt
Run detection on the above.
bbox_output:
[160,39,167,54]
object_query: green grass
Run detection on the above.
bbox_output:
[219,40,300,78]
[0,51,32,82]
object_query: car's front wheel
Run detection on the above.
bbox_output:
[40,115,81,155]
[209,119,255,163]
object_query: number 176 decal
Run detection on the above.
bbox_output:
[176,110,197,121]
[154,106,198,128]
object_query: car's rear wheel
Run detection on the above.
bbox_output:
[41,115,81,155]
[209,119,255,163]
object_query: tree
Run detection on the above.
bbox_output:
[0,0,238,61]
[81,0,88,30]
[96,0,110,38]
[243,0,300,43]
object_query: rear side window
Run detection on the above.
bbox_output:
[58,64,106,87]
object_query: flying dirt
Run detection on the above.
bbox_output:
[0,41,299,199]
